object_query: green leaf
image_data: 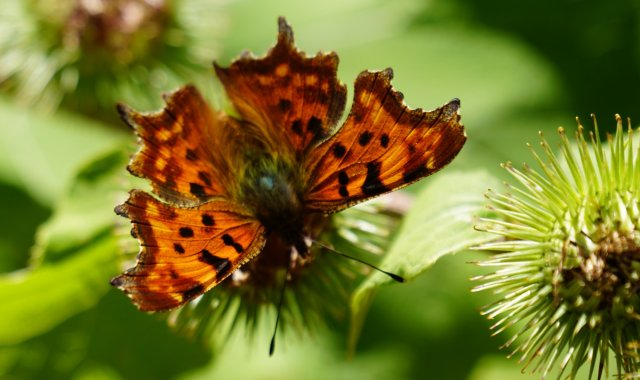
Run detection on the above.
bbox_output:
[31,149,130,264]
[0,287,213,378]
[0,97,127,206]
[0,183,50,272]
[0,232,118,345]
[0,149,129,344]
[348,169,500,351]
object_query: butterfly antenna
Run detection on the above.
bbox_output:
[269,250,292,356]
[311,240,404,283]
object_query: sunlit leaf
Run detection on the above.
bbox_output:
[349,169,500,351]
[0,149,129,344]
[31,150,129,264]
[0,232,118,345]
[0,98,127,206]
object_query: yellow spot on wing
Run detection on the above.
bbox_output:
[275,64,289,77]
[358,91,371,104]
[171,120,183,134]
[147,202,159,215]
[156,157,168,171]
[427,155,436,169]
[157,129,172,141]
[305,75,318,85]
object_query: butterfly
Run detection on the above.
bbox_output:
[111,17,467,311]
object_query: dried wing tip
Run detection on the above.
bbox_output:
[442,98,461,119]
[114,203,128,217]
[116,103,135,128]
[447,98,461,110]
[110,274,125,288]
[239,50,254,60]
[277,16,294,46]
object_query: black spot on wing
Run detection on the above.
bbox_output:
[222,233,244,253]
[200,249,231,281]
[338,170,349,185]
[185,149,198,161]
[278,98,292,112]
[307,116,323,139]
[291,119,303,136]
[182,284,204,302]
[174,243,185,254]
[362,161,389,196]
[380,134,389,148]
[179,227,194,238]
[337,170,350,198]
[332,143,346,158]
[201,214,215,226]
[189,183,206,198]
[403,166,431,183]
[358,131,372,146]
[221,234,233,245]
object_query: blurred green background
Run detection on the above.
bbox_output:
[1,0,637,379]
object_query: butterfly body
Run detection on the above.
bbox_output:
[239,151,311,257]
[112,17,466,312]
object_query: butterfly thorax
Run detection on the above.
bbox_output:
[238,152,312,256]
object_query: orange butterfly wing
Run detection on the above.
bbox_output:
[112,190,266,311]
[214,17,347,157]
[304,69,466,213]
[118,85,228,205]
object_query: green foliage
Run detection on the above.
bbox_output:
[414,0,640,122]
[349,170,499,352]
[0,233,116,345]
[0,98,127,205]
[0,149,126,345]
[0,0,224,122]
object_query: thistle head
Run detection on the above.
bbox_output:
[474,115,640,379]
